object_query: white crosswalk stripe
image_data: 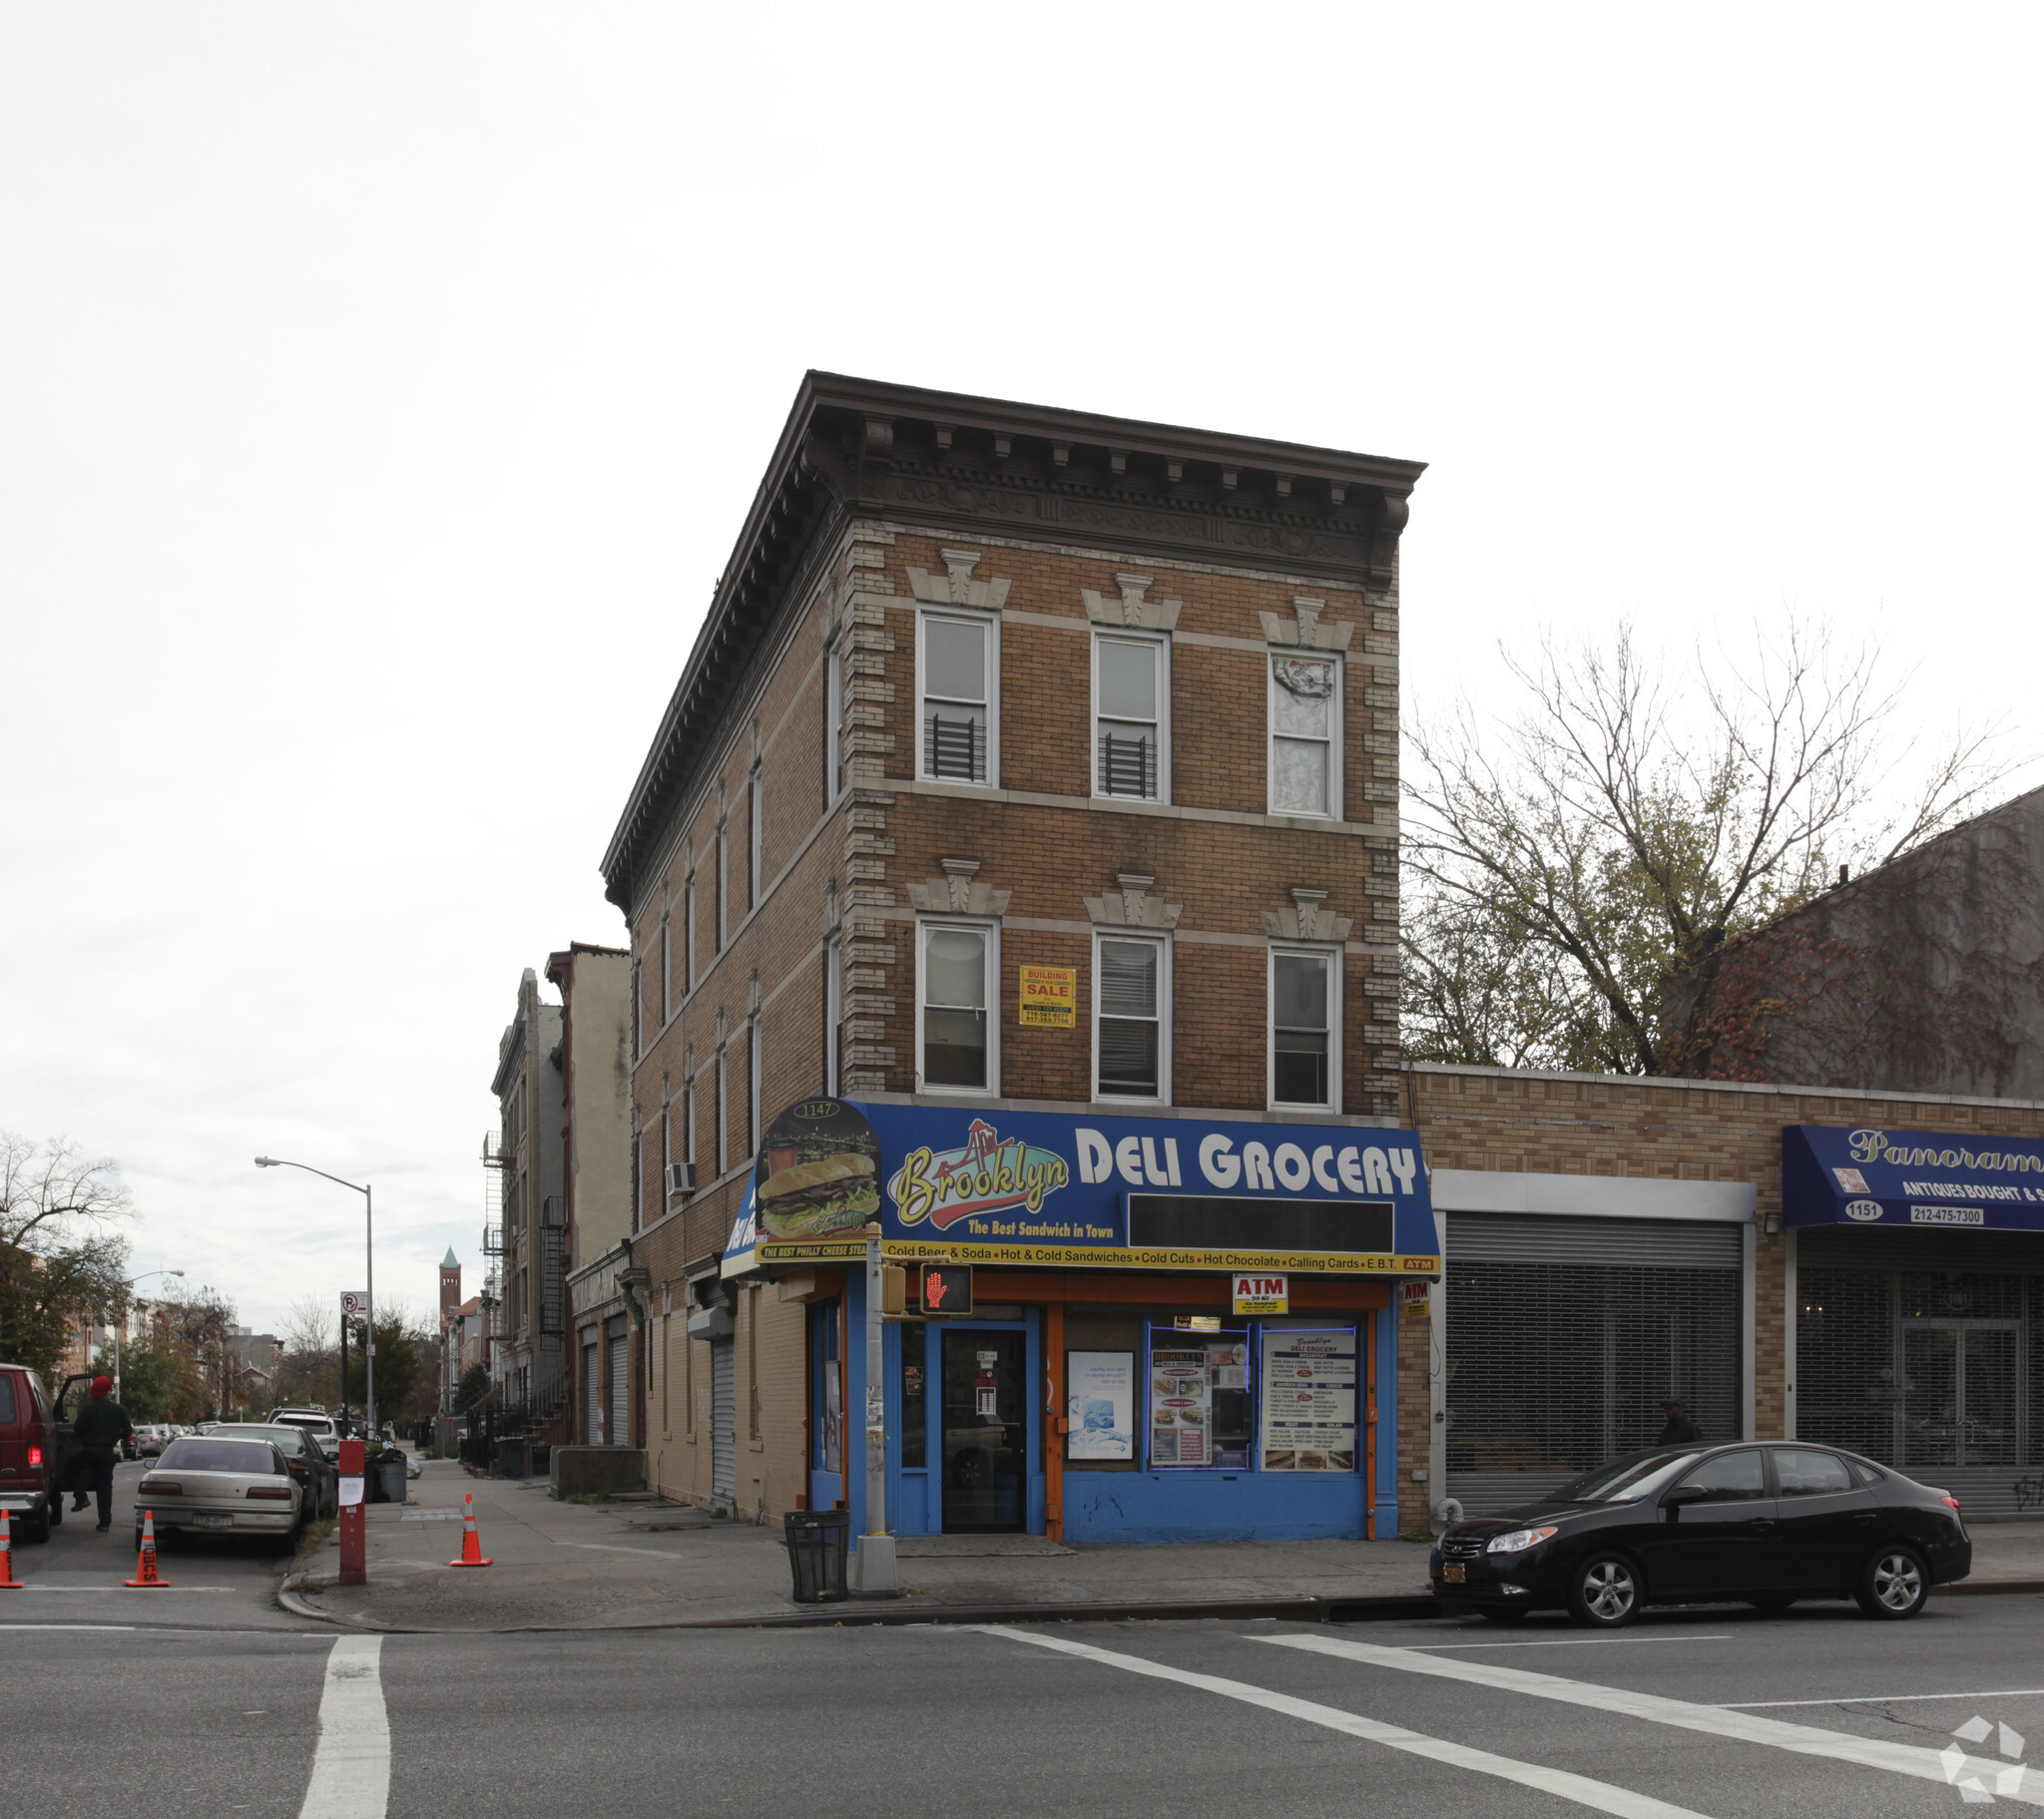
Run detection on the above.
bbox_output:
[1263,1633,2038,1805]
[978,1626,1715,1819]
[298,1635,389,1819]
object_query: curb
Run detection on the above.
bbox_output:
[266,1574,2044,1637]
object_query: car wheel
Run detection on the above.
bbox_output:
[19,1499,51,1545]
[1855,1547,1929,1619]
[47,1493,62,1529]
[1480,1606,1532,1623]
[1567,1553,1641,1628]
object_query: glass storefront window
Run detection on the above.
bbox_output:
[1146,1325,1253,1469]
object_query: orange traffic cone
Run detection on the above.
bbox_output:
[448,1493,492,1569]
[124,1510,172,1589]
[0,1508,21,1590]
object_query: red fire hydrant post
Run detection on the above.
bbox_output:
[337,1438,367,1586]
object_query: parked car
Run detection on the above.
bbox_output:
[1430,1442,1971,1627]
[267,1409,342,1461]
[0,1363,64,1542]
[134,1436,304,1549]
[207,1424,338,1520]
[135,1425,170,1458]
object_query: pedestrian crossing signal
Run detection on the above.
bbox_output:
[920,1263,972,1317]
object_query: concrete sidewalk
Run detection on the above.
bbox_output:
[281,1460,2044,1633]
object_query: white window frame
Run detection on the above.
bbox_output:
[716,817,729,949]
[747,1010,763,1156]
[715,1043,729,1176]
[1267,653,1343,821]
[915,917,999,1097]
[915,610,1000,787]
[748,763,764,907]
[1268,945,1341,1113]
[660,913,672,1020]
[827,633,849,800]
[632,958,645,1058]
[682,1063,696,1172]
[684,868,698,991]
[1092,930,1171,1105]
[824,935,844,1097]
[1091,631,1171,803]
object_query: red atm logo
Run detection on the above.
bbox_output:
[920,1264,973,1317]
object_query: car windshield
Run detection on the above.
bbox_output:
[211,1426,309,1456]
[157,1439,283,1475]
[1547,1450,1700,1503]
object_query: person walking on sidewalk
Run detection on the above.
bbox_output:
[70,1376,133,1531]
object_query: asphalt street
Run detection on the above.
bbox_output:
[9,1577,2044,1819]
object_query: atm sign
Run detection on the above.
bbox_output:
[1232,1274,1287,1315]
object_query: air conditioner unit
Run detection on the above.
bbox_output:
[665,1162,694,1197]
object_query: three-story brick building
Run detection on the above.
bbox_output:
[601,375,1436,1548]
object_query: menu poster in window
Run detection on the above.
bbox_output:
[1150,1346,1211,1467]
[1259,1329,1358,1472]
[1066,1351,1134,1460]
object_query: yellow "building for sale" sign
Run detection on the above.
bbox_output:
[1018,965,1076,1027]
[1233,1273,1288,1315]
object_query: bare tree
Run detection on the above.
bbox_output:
[1402,620,2018,1077]
[275,1295,340,1408]
[0,1133,134,1377]
[0,1133,134,1250]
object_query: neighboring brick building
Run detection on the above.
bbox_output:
[486,944,631,1442]
[1401,1063,2044,1531]
[601,374,1432,1542]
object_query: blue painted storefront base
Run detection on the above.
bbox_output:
[1061,1469,1370,1544]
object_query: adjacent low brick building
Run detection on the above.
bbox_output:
[1401,1063,2044,1531]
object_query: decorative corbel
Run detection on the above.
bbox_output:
[904,549,1012,611]
[1260,595,1354,651]
[1082,573,1182,631]
[907,857,1012,917]
[1083,872,1184,930]
[1260,887,1353,943]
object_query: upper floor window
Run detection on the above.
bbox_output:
[1269,656,1341,819]
[1270,948,1336,1111]
[1094,634,1168,801]
[749,765,764,906]
[660,915,671,1020]
[827,635,850,798]
[1096,934,1167,1101]
[824,935,845,1097]
[920,614,995,784]
[716,818,729,949]
[918,921,995,1092]
[684,869,698,990]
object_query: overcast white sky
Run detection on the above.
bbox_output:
[4,5,2040,1337]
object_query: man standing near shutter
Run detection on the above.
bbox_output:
[1656,1399,1701,1446]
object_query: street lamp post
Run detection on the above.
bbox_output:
[255,1156,376,1439]
[110,1268,186,1403]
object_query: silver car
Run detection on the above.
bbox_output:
[133,1435,304,1549]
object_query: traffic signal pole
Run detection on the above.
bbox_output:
[858,1220,896,1593]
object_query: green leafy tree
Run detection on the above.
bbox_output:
[342,1309,431,1425]
[96,1339,185,1422]
[455,1362,490,1411]
[1403,621,2013,1077]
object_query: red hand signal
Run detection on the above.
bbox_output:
[925,1272,949,1309]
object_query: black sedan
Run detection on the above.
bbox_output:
[1431,1443,1970,1627]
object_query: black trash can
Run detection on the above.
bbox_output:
[783,1509,849,1603]
[497,1438,527,1480]
[374,1451,408,1505]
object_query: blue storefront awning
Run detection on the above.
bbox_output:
[1784,1125,2044,1232]
[719,1180,758,1278]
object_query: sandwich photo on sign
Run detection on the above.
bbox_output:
[756,1099,883,1244]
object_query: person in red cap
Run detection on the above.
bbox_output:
[70,1376,133,1531]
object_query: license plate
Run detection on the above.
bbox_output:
[1444,1565,1466,1583]
[188,1512,232,1530]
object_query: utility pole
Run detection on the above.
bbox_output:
[858,1221,896,1593]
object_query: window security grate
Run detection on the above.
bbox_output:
[926,713,985,780]
[1443,1214,1742,1516]
[1099,731,1156,797]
